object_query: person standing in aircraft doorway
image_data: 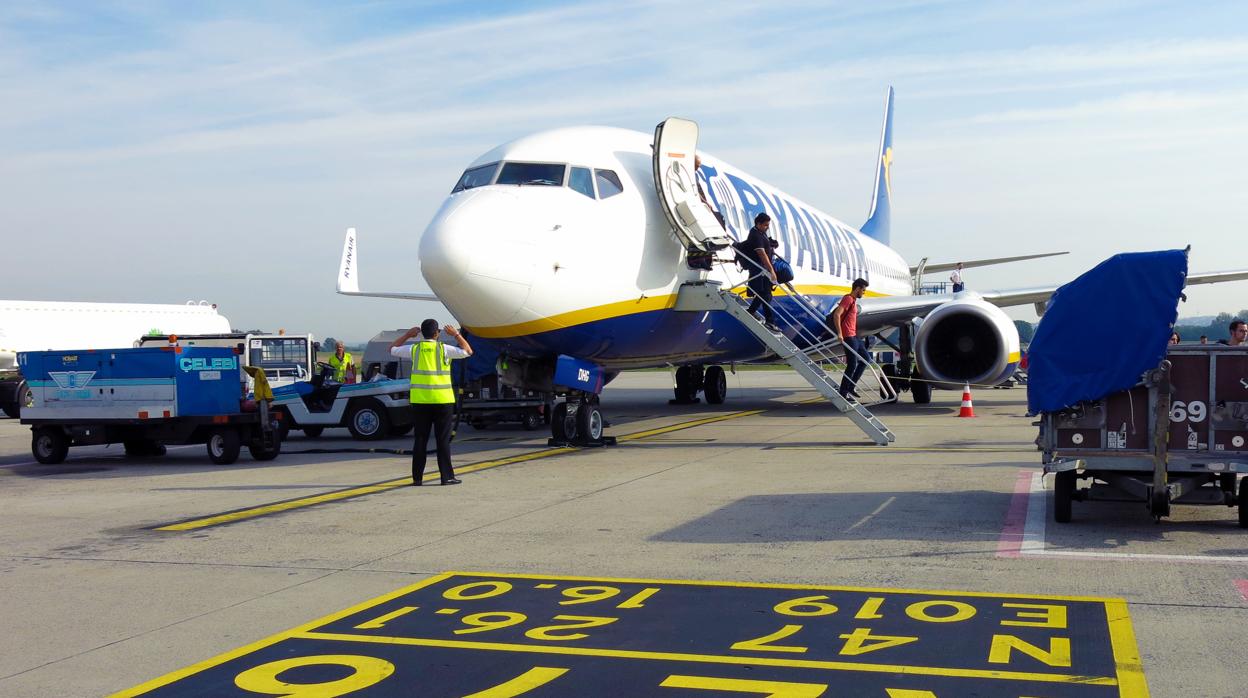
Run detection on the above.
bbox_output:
[745,213,781,333]
[950,263,965,293]
[391,320,473,486]
[833,278,870,399]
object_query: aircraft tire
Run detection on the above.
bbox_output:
[577,403,604,442]
[911,377,932,404]
[32,427,69,465]
[704,366,727,404]
[552,402,576,442]
[673,366,698,402]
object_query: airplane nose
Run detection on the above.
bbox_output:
[419,189,538,327]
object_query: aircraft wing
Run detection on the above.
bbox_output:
[336,227,440,302]
[860,268,1248,331]
[911,251,1068,275]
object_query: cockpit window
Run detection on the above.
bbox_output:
[497,162,566,186]
[569,167,595,199]
[595,169,624,199]
[452,162,499,193]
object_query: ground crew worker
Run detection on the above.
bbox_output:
[328,343,354,383]
[391,319,473,486]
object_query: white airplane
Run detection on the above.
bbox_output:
[338,87,1248,440]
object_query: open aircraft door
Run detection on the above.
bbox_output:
[652,118,734,253]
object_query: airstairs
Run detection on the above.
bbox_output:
[653,116,895,445]
[673,280,896,446]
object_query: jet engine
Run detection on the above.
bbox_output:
[914,297,1020,388]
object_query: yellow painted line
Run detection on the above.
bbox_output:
[108,572,455,698]
[293,630,1117,686]
[616,409,764,442]
[154,448,576,531]
[1105,599,1151,697]
[155,409,762,531]
[445,570,1133,604]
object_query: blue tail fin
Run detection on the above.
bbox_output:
[860,86,894,246]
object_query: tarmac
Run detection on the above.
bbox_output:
[0,370,1245,696]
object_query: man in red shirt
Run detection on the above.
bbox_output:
[832,278,869,398]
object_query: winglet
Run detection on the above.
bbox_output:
[334,227,441,302]
[860,86,894,246]
[337,227,359,294]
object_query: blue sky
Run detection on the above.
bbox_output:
[3,1,1247,341]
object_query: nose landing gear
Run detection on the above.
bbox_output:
[548,396,616,447]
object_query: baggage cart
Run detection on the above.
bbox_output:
[1038,345,1248,525]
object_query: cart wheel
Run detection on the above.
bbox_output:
[302,426,324,439]
[32,427,69,465]
[1054,470,1075,523]
[248,438,282,461]
[576,403,604,442]
[207,428,242,465]
[1238,479,1248,529]
[1150,488,1170,522]
[522,411,542,431]
[388,423,414,437]
[347,399,390,441]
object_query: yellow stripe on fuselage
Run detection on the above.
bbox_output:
[465,285,886,339]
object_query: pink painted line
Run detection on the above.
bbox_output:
[1236,580,1248,602]
[997,469,1034,558]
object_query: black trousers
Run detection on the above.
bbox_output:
[746,275,774,323]
[411,403,455,483]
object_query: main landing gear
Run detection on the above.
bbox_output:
[548,395,616,447]
[671,364,727,405]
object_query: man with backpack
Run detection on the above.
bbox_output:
[742,213,781,333]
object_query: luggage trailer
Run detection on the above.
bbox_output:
[19,346,281,465]
[1038,345,1248,526]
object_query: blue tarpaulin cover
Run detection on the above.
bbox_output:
[1027,250,1187,414]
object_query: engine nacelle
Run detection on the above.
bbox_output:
[914,297,1020,388]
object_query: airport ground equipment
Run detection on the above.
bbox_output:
[0,299,230,419]
[18,346,281,465]
[1039,349,1248,526]
[361,330,555,435]
[137,332,315,390]
[1030,249,1245,524]
[673,280,896,446]
[270,369,414,441]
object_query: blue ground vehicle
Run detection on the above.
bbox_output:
[19,346,281,465]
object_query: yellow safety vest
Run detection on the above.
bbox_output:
[328,352,353,382]
[410,341,454,404]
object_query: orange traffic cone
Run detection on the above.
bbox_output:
[958,383,976,418]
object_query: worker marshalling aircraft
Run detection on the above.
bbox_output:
[337,87,1248,442]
